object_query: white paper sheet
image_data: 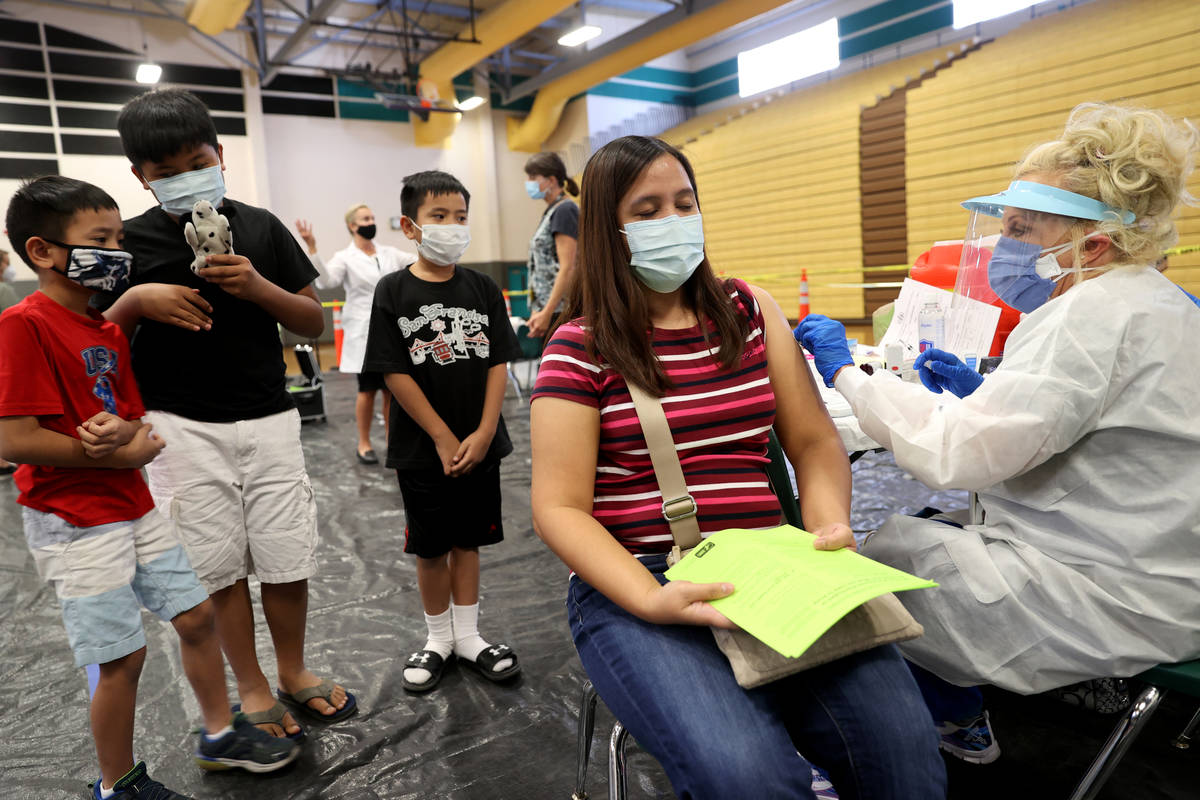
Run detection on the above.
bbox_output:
[879,278,1000,360]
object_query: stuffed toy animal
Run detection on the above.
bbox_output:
[184,200,233,274]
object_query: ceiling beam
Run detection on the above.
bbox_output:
[262,0,342,83]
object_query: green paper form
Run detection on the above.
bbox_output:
[663,526,937,658]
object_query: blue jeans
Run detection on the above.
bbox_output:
[568,556,947,800]
[909,662,985,724]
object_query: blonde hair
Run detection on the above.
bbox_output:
[344,203,369,231]
[1016,103,1198,267]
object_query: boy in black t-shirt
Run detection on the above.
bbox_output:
[100,88,357,739]
[363,171,522,692]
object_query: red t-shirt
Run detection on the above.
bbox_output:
[0,291,154,526]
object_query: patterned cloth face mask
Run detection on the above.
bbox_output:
[45,240,133,293]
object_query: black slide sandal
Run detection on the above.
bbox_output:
[462,643,521,683]
[401,650,452,693]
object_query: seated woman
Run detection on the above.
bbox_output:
[796,103,1200,764]
[530,135,946,800]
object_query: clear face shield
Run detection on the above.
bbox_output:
[954,206,1076,314]
[954,180,1133,315]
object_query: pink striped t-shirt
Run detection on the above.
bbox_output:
[531,279,781,555]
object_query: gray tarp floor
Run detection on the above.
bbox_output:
[1,371,1195,799]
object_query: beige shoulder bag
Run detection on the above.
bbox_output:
[625,380,924,689]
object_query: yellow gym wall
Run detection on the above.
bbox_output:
[661,49,965,321]
[906,0,1200,296]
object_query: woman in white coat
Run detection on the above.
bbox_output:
[796,103,1200,765]
[297,205,417,463]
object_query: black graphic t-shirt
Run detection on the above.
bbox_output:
[95,199,318,422]
[363,266,521,470]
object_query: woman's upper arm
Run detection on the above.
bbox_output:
[530,397,599,523]
[749,285,840,457]
[553,233,577,269]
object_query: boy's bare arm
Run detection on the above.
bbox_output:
[77,411,142,459]
[0,416,164,469]
[103,284,213,337]
[197,254,325,337]
[382,373,459,476]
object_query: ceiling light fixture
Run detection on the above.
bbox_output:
[558,24,602,48]
[135,28,160,85]
[456,95,486,111]
[136,62,162,84]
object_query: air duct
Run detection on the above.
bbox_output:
[506,0,796,152]
[412,0,578,147]
[184,0,252,35]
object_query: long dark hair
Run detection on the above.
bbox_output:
[559,136,747,396]
[523,151,580,197]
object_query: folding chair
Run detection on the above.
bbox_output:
[1069,659,1200,800]
[287,344,326,423]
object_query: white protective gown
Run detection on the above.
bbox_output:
[839,266,1200,694]
[313,242,417,374]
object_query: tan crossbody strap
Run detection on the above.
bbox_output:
[625,380,703,550]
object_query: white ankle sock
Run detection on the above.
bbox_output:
[98,784,116,799]
[203,724,233,741]
[452,603,513,673]
[403,608,454,685]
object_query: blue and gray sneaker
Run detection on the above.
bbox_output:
[936,710,1001,764]
[89,761,191,799]
[194,712,300,773]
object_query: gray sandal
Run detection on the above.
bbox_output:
[276,678,358,723]
[231,700,306,742]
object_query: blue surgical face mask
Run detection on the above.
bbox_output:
[525,180,546,200]
[46,239,132,293]
[987,234,1102,313]
[622,214,705,294]
[148,164,226,216]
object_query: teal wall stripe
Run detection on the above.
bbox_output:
[839,0,942,38]
[337,78,382,99]
[338,100,410,122]
[619,65,694,88]
[586,81,695,105]
[616,57,737,90]
[690,76,740,107]
[690,57,738,88]
[840,5,952,59]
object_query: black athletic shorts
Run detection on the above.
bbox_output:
[396,462,504,558]
[356,370,386,392]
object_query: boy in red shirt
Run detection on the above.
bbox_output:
[0,176,298,799]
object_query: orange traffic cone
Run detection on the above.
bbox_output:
[502,289,513,317]
[332,301,344,368]
[798,269,810,321]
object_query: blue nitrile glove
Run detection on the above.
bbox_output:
[913,348,984,398]
[793,314,854,387]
